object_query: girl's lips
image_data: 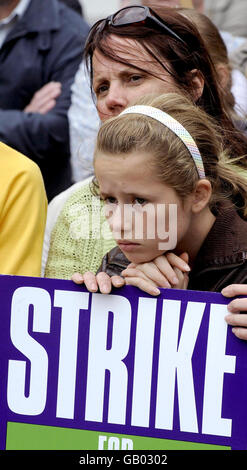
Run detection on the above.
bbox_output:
[117,241,141,252]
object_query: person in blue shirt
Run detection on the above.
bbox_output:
[0,0,89,200]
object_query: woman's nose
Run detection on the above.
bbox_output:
[105,84,128,116]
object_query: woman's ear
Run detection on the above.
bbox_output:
[191,179,212,213]
[190,69,205,101]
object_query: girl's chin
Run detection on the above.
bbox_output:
[117,242,164,264]
[124,252,162,265]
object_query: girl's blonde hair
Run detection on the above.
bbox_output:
[94,92,247,215]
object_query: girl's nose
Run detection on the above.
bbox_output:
[107,204,124,239]
[107,204,134,239]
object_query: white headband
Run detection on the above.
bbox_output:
[120,105,206,179]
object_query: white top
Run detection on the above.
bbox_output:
[68,61,100,183]
[231,68,247,118]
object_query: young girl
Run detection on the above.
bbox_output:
[72,92,247,298]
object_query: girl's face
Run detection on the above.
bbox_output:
[92,35,178,122]
[94,151,194,264]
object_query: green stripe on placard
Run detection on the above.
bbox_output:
[6,423,230,450]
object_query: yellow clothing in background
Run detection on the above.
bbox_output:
[0,142,47,276]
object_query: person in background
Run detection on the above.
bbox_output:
[58,0,83,16]
[0,142,47,276]
[203,0,247,39]
[179,8,247,129]
[0,0,89,201]
[191,0,247,77]
[68,61,100,184]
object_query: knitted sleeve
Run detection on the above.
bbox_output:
[44,181,116,279]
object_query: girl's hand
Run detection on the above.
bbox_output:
[71,271,125,294]
[222,284,247,341]
[121,252,190,296]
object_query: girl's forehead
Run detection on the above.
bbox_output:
[95,150,158,186]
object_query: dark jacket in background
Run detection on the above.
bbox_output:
[0,0,89,200]
[98,207,247,293]
[58,0,83,17]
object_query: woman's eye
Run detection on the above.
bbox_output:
[95,84,108,95]
[129,75,143,83]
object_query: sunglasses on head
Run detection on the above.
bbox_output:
[87,5,186,46]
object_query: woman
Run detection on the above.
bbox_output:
[84,4,247,157]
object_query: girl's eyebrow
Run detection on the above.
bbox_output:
[99,191,107,198]
[100,190,149,199]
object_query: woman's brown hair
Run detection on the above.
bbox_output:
[178,8,237,120]
[85,5,247,165]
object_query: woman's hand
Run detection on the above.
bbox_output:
[121,252,190,296]
[71,271,125,294]
[222,284,247,341]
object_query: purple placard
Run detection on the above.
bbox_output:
[0,274,247,450]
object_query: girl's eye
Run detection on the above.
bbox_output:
[134,197,147,205]
[104,196,117,204]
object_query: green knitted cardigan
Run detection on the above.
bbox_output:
[44,182,117,279]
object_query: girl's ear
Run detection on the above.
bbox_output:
[190,69,205,101]
[191,179,212,213]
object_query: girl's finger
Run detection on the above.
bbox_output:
[71,272,84,284]
[148,256,180,286]
[111,275,125,288]
[122,265,172,288]
[165,252,191,272]
[83,271,99,292]
[172,267,189,290]
[96,272,113,294]
[125,277,161,296]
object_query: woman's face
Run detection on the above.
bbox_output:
[92,35,179,121]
